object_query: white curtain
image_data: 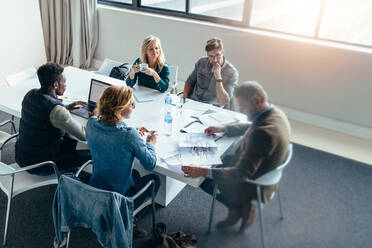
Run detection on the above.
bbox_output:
[39,0,98,69]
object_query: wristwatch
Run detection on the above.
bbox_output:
[215,79,223,82]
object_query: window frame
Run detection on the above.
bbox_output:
[98,0,372,49]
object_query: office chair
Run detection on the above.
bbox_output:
[0,134,59,246]
[5,67,37,87]
[96,58,123,76]
[169,65,179,94]
[55,160,157,248]
[0,121,17,160]
[207,144,293,248]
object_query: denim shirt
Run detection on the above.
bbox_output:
[53,174,134,248]
[86,117,157,194]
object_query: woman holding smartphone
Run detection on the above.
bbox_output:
[126,35,170,93]
[86,85,160,237]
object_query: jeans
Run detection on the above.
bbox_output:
[125,170,160,216]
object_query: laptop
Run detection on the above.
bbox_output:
[70,79,111,119]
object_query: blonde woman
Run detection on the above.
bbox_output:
[86,86,160,237]
[126,35,170,93]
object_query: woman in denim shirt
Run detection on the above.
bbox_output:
[86,86,160,237]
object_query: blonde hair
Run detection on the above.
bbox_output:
[96,86,133,125]
[140,35,166,72]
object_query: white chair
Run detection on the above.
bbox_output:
[59,160,157,248]
[96,58,123,76]
[207,144,293,248]
[0,134,59,246]
[0,121,17,160]
[5,67,37,86]
[169,65,179,94]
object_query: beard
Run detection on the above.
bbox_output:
[247,105,260,121]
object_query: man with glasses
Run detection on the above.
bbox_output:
[183,38,239,108]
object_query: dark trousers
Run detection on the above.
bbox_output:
[199,155,242,209]
[30,136,91,175]
[54,136,91,174]
[125,170,160,216]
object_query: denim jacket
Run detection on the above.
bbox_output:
[86,117,157,194]
[53,174,134,248]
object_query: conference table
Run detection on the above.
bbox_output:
[0,66,247,206]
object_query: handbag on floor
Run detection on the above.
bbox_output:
[153,223,197,248]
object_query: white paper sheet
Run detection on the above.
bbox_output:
[133,85,160,102]
[177,133,217,148]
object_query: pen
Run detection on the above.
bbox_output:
[214,133,226,142]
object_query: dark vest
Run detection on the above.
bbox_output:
[15,88,65,167]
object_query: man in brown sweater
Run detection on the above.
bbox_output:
[182,81,291,232]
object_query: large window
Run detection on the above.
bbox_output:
[99,0,372,48]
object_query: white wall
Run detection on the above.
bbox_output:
[94,5,372,140]
[0,0,46,86]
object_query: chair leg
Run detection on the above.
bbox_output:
[256,186,265,248]
[3,175,15,246]
[11,116,16,135]
[207,184,218,235]
[66,231,71,248]
[277,189,284,220]
[151,180,156,237]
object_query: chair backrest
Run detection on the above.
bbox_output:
[97,58,123,76]
[169,65,178,89]
[54,174,133,247]
[5,67,37,86]
[254,143,293,186]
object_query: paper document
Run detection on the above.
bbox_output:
[178,133,217,148]
[198,112,238,126]
[132,85,160,102]
[163,147,222,166]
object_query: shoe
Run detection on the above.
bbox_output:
[133,224,148,239]
[216,208,241,229]
[239,204,256,233]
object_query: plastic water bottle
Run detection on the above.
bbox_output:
[163,93,173,136]
[164,93,172,112]
[164,111,173,136]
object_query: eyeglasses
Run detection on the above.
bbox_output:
[208,53,222,60]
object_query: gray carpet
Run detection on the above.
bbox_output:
[0,111,371,248]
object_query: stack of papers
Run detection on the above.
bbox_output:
[156,133,222,167]
[177,133,217,148]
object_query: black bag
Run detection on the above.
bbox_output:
[153,223,197,248]
[109,63,131,81]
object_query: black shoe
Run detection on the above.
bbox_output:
[133,224,148,240]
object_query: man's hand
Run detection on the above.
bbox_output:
[205,126,225,136]
[182,165,208,178]
[212,63,222,80]
[66,101,87,111]
[146,130,158,144]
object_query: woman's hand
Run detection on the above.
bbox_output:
[146,130,158,144]
[136,126,149,137]
[129,64,140,79]
[142,67,157,77]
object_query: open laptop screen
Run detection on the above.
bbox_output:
[88,79,111,105]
